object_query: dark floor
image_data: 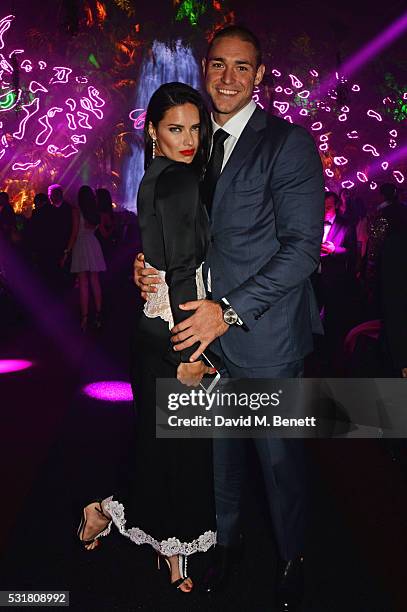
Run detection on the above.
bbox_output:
[1,241,407,611]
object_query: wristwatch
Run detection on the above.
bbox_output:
[218,300,240,326]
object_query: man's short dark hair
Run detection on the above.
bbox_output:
[207,25,263,68]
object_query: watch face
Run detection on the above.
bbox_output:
[224,307,238,325]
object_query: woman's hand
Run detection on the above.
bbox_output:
[133,253,161,300]
[177,361,214,387]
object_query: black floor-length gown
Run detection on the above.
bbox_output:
[104,157,216,558]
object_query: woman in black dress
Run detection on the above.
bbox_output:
[78,83,216,592]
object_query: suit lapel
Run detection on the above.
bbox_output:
[211,107,266,221]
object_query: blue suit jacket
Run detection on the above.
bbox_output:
[205,107,325,367]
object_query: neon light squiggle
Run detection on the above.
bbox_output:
[297,90,310,99]
[393,170,404,183]
[80,97,103,120]
[370,182,378,190]
[29,80,48,94]
[66,113,77,130]
[21,59,33,72]
[129,109,146,130]
[36,114,53,146]
[362,144,380,157]
[49,66,72,85]
[289,74,303,88]
[311,122,322,131]
[0,89,20,112]
[325,169,334,177]
[341,181,355,189]
[12,160,41,171]
[65,98,76,111]
[60,144,78,158]
[367,109,382,121]
[381,161,389,170]
[71,134,87,144]
[88,86,105,108]
[77,112,92,129]
[389,129,398,137]
[347,130,359,139]
[12,97,39,140]
[357,172,368,182]
[273,101,290,115]
[334,156,348,166]
[0,15,14,50]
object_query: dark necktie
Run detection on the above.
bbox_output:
[202,128,229,215]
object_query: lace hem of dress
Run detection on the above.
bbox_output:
[103,496,216,556]
[143,262,206,329]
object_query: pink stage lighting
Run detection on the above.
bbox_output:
[83,381,133,402]
[0,359,33,374]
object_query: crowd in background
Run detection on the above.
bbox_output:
[0,181,406,376]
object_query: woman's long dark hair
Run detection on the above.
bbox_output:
[144,82,211,175]
[78,185,100,226]
[96,188,113,213]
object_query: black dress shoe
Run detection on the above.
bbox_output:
[275,555,304,611]
[202,543,243,594]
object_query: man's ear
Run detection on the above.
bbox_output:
[254,64,266,86]
[202,57,207,77]
[148,121,156,140]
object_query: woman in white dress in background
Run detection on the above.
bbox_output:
[62,185,106,330]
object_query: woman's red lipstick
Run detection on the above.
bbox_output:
[180,149,195,156]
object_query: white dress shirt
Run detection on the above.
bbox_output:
[211,99,258,171]
[322,214,336,243]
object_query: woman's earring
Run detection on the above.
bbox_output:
[152,139,156,159]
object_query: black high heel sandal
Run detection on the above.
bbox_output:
[77,501,111,550]
[157,554,192,592]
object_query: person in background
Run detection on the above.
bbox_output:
[0,191,19,283]
[313,191,357,373]
[380,228,407,378]
[0,191,18,244]
[43,184,73,295]
[338,187,365,226]
[365,182,407,316]
[24,193,52,275]
[62,186,106,331]
[95,188,116,260]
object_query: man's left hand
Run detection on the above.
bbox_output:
[171,299,228,362]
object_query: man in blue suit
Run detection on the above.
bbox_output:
[136,25,324,610]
